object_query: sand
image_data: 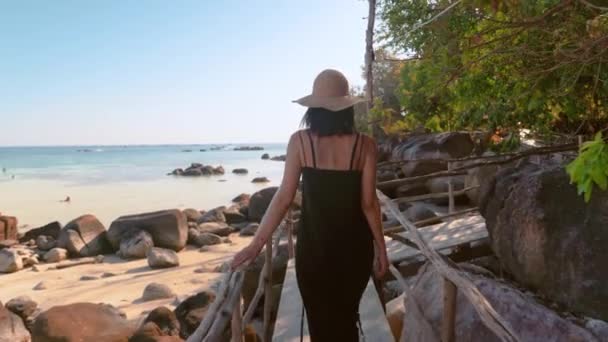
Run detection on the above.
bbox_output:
[0,235,252,325]
[1,177,280,229]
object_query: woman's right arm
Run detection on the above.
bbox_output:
[360,136,388,278]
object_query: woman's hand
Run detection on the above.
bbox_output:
[373,244,389,279]
[231,240,264,270]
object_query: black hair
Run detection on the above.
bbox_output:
[300,107,355,136]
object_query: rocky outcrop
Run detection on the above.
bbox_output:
[119,229,154,259]
[190,231,222,247]
[43,248,68,263]
[196,222,233,237]
[142,283,176,302]
[251,177,270,183]
[234,146,264,151]
[0,303,30,342]
[261,153,270,160]
[31,303,134,342]
[131,307,181,341]
[223,206,247,225]
[20,221,61,243]
[174,291,216,339]
[6,296,38,329]
[108,210,188,252]
[239,223,259,236]
[147,248,179,269]
[248,187,278,222]
[36,235,56,251]
[57,215,110,257]
[196,207,226,224]
[0,249,22,273]
[403,264,598,342]
[270,155,286,161]
[391,132,475,177]
[182,209,202,223]
[170,163,225,177]
[0,216,18,241]
[232,193,251,205]
[479,160,608,321]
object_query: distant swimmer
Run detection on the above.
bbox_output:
[1,167,6,173]
[60,196,71,203]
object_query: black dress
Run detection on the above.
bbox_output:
[295,131,374,341]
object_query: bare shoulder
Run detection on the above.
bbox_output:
[359,133,378,152]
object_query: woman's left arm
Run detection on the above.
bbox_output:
[231,133,302,269]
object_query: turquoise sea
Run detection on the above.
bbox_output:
[0,144,287,228]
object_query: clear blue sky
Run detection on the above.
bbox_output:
[0,1,368,146]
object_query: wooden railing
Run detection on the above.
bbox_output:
[187,213,295,342]
[186,143,580,342]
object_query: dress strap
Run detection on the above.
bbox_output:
[307,130,317,168]
[350,133,360,170]
[298,131,307,167]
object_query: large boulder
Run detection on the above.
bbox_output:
[174,291,216,339]
[147,248,179,269]
[224,206,247,225]
[391,132,475,177]
[43,248,68,263]
[465,164,500,205]
[6,296,38,323]
[182,209,202,223]
[404,264,598,342]
[19,221,61,243]
[0,249,22,273]
[191,232,222,247]
[196,222,234,237]
[57,214,110,257]
[131,307,181,341]
[108,210,188,252]
[248,187,278,222]
[0,216,18,241]
[31,303,134,342]
[0,303,30,342]
[36,235,56,251]
[196,207,226,224]
[119,229,154,259]
[480,160,608,321]
[425,175,468,205]
[142,283,176,302]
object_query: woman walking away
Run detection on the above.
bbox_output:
[231,69,389,341]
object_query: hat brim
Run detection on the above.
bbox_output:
[292,95,366,112]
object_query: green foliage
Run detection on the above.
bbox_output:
[566,133,608,202]
[376,0,608,199]
[377,0,608,133]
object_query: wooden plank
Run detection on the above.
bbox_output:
[273,259,308,342]
[272,260,393,342]
[386,215,487,263]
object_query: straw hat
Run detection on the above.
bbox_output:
[293,69,365,112]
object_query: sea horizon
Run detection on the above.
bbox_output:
[0,143,288,229]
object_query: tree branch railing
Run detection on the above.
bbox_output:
[188,213,295,342]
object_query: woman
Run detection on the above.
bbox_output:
[232,69,389,341]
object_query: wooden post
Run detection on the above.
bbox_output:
[263,240,273,342]
[442,278,457,342]
[447,162,455,215]
[578,135,583,148]
[231,295,244,342]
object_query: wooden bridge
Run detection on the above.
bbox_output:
[183,147,573,342]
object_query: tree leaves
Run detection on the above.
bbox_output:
[566,132,608,202]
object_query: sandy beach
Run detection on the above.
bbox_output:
[0,235,252,324]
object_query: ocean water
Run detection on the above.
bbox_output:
[0,144,287,228]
